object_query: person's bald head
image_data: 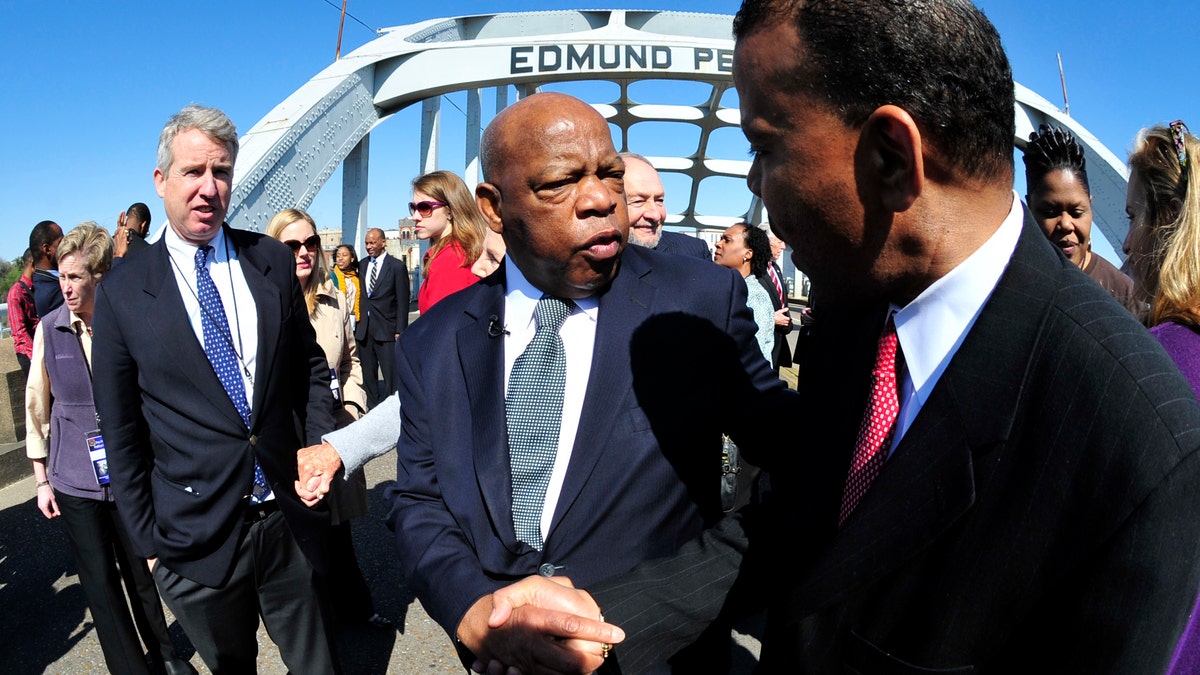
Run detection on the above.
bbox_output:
[476,93,628,299]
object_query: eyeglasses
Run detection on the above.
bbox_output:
[283,234,321,253]
[408,200,447,217]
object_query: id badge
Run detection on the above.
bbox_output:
[86,430,110,486]
[329,367,342,403]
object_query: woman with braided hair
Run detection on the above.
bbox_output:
[1024,124,1139,314]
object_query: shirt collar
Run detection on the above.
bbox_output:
[892,191,1024,406]
[503,257,599,330]
[164,223,228,263]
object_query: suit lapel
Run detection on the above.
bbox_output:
[548,251,654,538]
[457,273,516,543]
[790,216,1058,614]
[144,238,248,431]
[233,230,282,428]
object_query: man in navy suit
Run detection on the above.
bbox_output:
[385,92,787,670]
[356,227,409,407]
[621,152,711,261]
[93,105,337,672]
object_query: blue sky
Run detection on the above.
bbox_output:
[0,1,1195,264]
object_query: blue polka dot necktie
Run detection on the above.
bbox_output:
[195,246,272,504]
[505,295,573,550]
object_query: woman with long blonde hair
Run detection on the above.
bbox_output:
[1124,121,1200,397]
[410,170,488,314]
[265,208,390,631]
[1125,124,1200,675]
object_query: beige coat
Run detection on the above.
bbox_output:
[310,281,369,523]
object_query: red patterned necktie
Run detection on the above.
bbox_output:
[767,264,784,302]
[839,316,900,525]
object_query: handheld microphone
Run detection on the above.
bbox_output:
[487,315,509,338]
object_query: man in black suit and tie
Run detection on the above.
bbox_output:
[621,152,711,261]
[356,226,409,407]
[481,1,1200,672]
[385,91,786,672]
[93,105,337,672]
[758,229,792,371]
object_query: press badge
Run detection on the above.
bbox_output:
[86,430,110,485]
[329,367,342,403]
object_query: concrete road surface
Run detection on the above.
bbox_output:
[0,453,760,673]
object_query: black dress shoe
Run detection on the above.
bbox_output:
[163,657,196,675]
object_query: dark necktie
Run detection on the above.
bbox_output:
[368,257,379,296]
[506,295,573,550]
[839,316,900,525]
[195,246,271,503]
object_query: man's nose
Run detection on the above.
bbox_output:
[576,175,616,217]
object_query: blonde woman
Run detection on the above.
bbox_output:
[410,170,487,314]
[266,209,389,629]
[1124,122,1200,394]
[1127,120,1200,675]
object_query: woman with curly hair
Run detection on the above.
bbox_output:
[714,222,775,363]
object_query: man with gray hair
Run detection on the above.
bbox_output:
[93,104,338,671]
[621,152,711,260]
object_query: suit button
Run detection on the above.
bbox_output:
[538,563,558,577]
[249,435,258,446]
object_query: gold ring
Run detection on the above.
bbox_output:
[601,643,611,659]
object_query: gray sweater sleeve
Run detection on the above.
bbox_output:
[323,392,401,475]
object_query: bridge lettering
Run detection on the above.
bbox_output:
[510,44,728,74]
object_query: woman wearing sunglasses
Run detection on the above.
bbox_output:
[410,170,488,314]
[265,209,390,632]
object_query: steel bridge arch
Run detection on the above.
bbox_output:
[228,9,1130,259]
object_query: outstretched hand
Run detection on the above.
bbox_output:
[459,576,624,675]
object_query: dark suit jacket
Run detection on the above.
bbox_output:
[32,268,62,318]
[385,245,788,637]
[356,253,410,342]
[757,262,793,369]
[93,226,337,588]
[594,215,1200,673]
[655,230,711,261]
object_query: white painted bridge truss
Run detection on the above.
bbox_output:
[228,9,1130,258]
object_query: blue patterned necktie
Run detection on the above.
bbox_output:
[195,246,271,503]
[506,295,573,550]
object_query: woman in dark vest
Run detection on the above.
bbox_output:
[26,222,190,675]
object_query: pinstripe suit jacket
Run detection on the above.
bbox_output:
[594,214,1200,674]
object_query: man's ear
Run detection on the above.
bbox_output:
[475,182,504,234]
[861,105,923,213]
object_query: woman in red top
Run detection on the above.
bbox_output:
[412,170,487,314]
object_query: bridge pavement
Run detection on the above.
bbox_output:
[0,448,767,674]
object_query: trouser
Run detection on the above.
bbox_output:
[56,491,174,675]
[359,337,397,408]
[322,521,375,624]
[152,509,334,674]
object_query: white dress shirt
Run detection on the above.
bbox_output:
[163,225,259,411]
[502,257,600,541]
[889,191,1024,454]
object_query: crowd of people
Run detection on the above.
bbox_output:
[8,1,1200,673]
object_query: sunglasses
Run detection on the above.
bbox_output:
[283,234,321,253]
[408,200,447,217]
